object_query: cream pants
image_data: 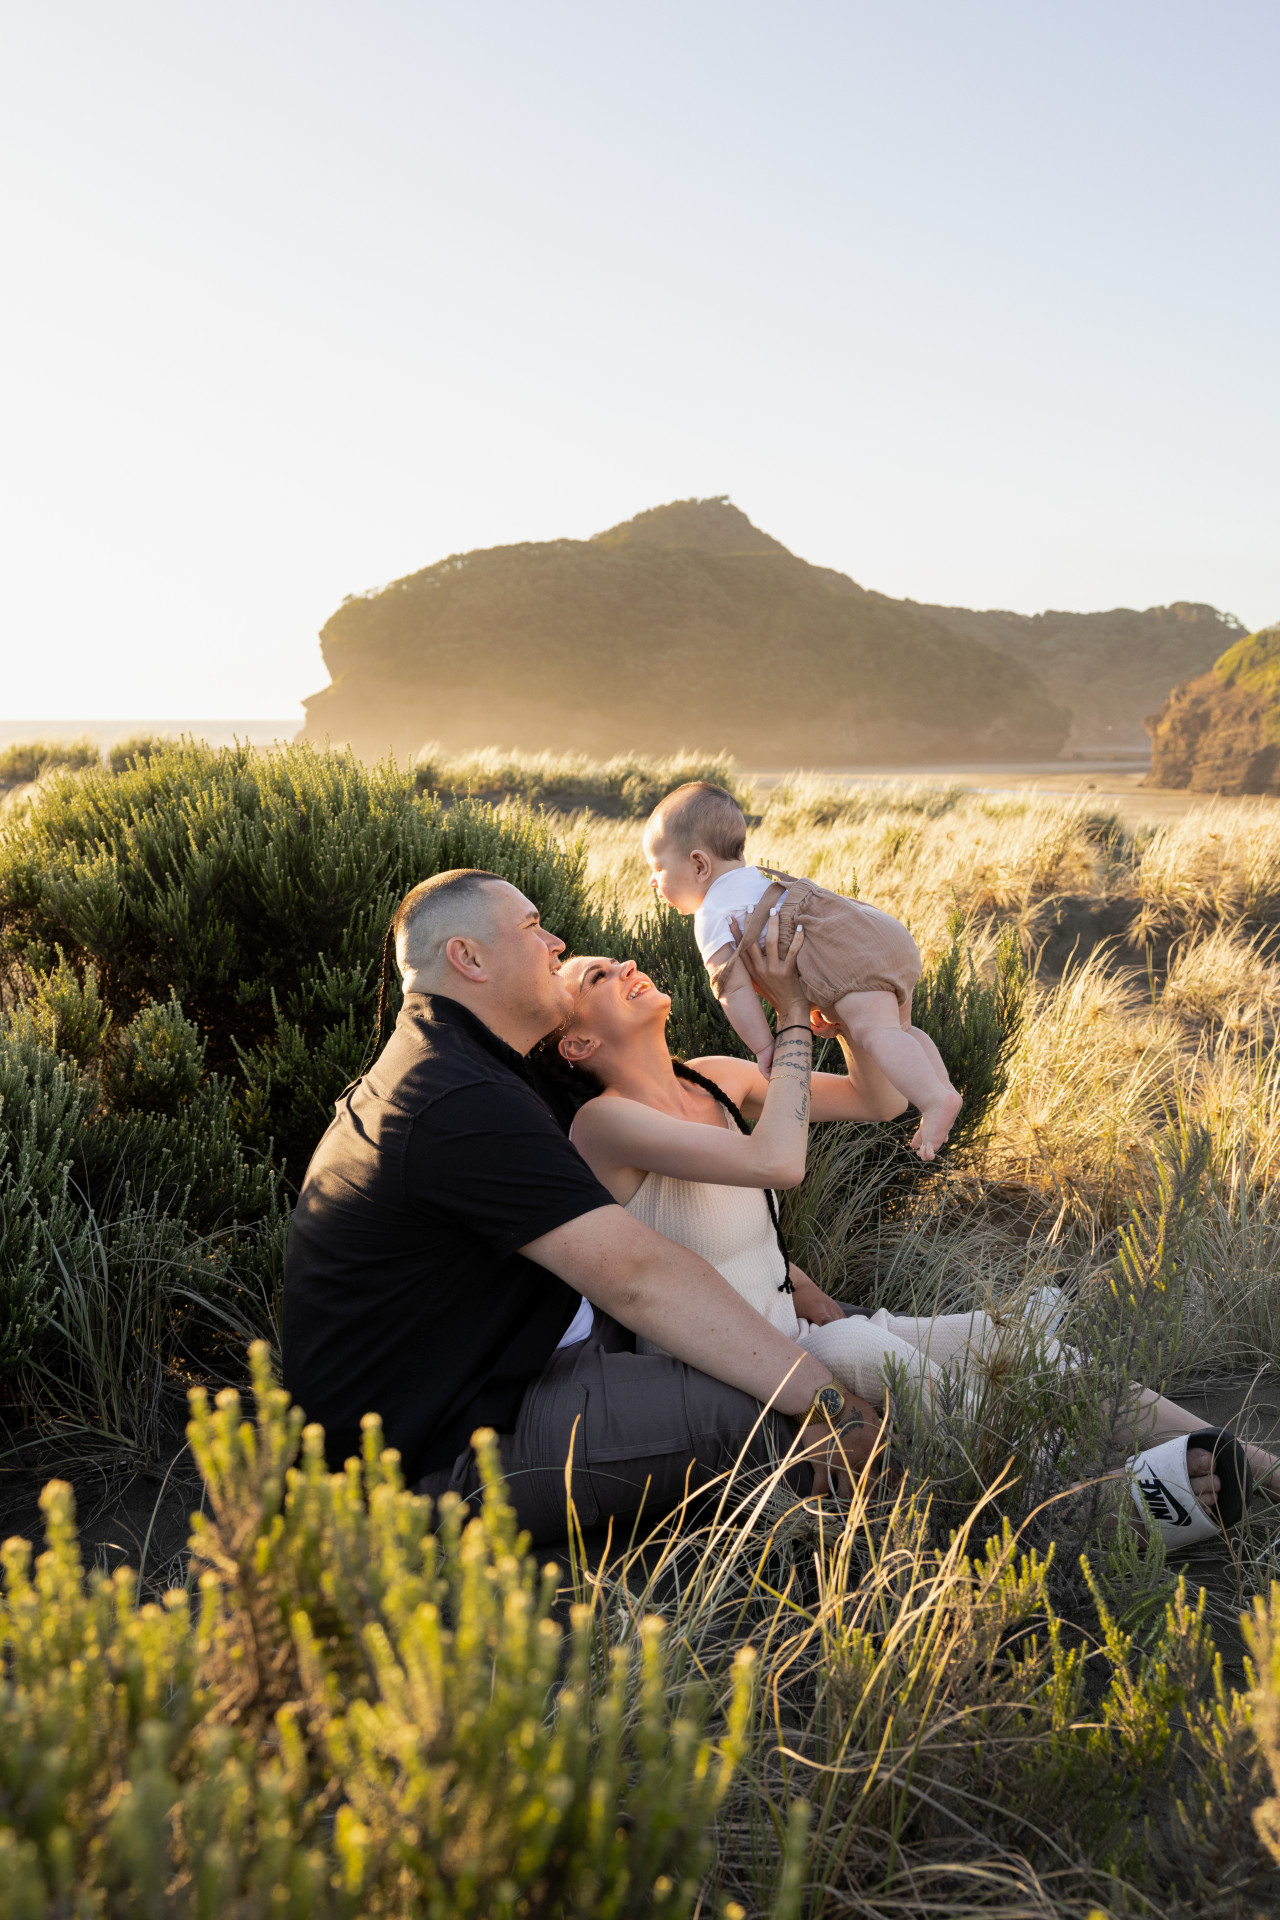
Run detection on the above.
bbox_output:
[795,1292,1068,1413]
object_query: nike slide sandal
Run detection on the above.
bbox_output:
[1125,1427,1253,1548]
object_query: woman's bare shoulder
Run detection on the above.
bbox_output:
[569,1092,643,1141]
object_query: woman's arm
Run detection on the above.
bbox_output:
[688,1037,908,1126]
[571,917,815,1194]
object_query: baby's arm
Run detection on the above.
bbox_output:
[706,942,777,1070]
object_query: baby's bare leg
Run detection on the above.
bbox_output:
[835,990,963,1161]
[903,1008,953,1090]
[829,1029,909,1118]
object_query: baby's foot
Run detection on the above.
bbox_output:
[755,1044,774,1078]
[909,1087,963,1161]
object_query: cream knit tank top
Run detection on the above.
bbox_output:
[622,1105,801,1339]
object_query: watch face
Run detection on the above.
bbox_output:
[814,1385,843,1421]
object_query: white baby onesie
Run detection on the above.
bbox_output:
[693,866,785,963]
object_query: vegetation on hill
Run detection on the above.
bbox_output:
[6,744,1280,1910]
[302,497,1072,765]
[1146,622,1280,792]
[920,597,1242,753]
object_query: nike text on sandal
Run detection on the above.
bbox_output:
[1125,1427,1253,1549]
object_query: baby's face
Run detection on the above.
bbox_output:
[642,829,706,914]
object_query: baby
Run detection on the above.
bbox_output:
[643,781,963,1160]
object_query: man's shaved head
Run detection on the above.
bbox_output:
[394,869,503,978]
[388,867,571,1051]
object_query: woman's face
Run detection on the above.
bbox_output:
[558,955,671,1057]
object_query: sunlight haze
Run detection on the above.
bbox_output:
[2,1,1277,720]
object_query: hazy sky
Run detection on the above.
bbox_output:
[3,2,1277,721]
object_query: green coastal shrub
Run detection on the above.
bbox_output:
[21,950,113,1065]
[107,732,175,773]
[101,995,206,1117]
[1250,1584,1280,1870]
[0,1002,280,1384]
[2,1348,1277,1916]
[0,740,618,1176]
[0,1348,760,1918]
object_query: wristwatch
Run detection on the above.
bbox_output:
[808,1383,844,1425]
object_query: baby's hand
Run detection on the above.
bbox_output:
[755,1042,774,1078]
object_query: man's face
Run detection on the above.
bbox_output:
[477,882,572,1032]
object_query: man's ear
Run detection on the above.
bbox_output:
[559,1032,601,1065]
[443,934,488,983]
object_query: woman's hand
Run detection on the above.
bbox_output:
[731,909,810,1028]
[788,1268,846,1326]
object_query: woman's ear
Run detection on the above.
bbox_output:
[559,1031,601,1065]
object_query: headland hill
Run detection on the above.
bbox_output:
[299,496,1243,768]
[1145,620,1280,794]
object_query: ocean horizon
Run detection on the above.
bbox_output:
[0,718,303,752]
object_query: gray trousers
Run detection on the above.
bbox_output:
[416,1315,800,1546]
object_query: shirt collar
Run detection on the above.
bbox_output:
[400,991,540,1084]
[703,864,759,903]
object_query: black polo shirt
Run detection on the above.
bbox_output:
[282,992,615,1482]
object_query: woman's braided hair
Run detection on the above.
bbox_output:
[374,918,398,1046]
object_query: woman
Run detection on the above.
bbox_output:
[539,920,1273,1548]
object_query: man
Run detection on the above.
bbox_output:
[283,867,876,1542]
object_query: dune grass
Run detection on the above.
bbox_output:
[412,742,752,817]
[0,735,100,788]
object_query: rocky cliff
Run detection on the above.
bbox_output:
[1145,623,1280,792]
[302,499,1070,765]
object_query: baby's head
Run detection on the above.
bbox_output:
[642,782,747,913]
